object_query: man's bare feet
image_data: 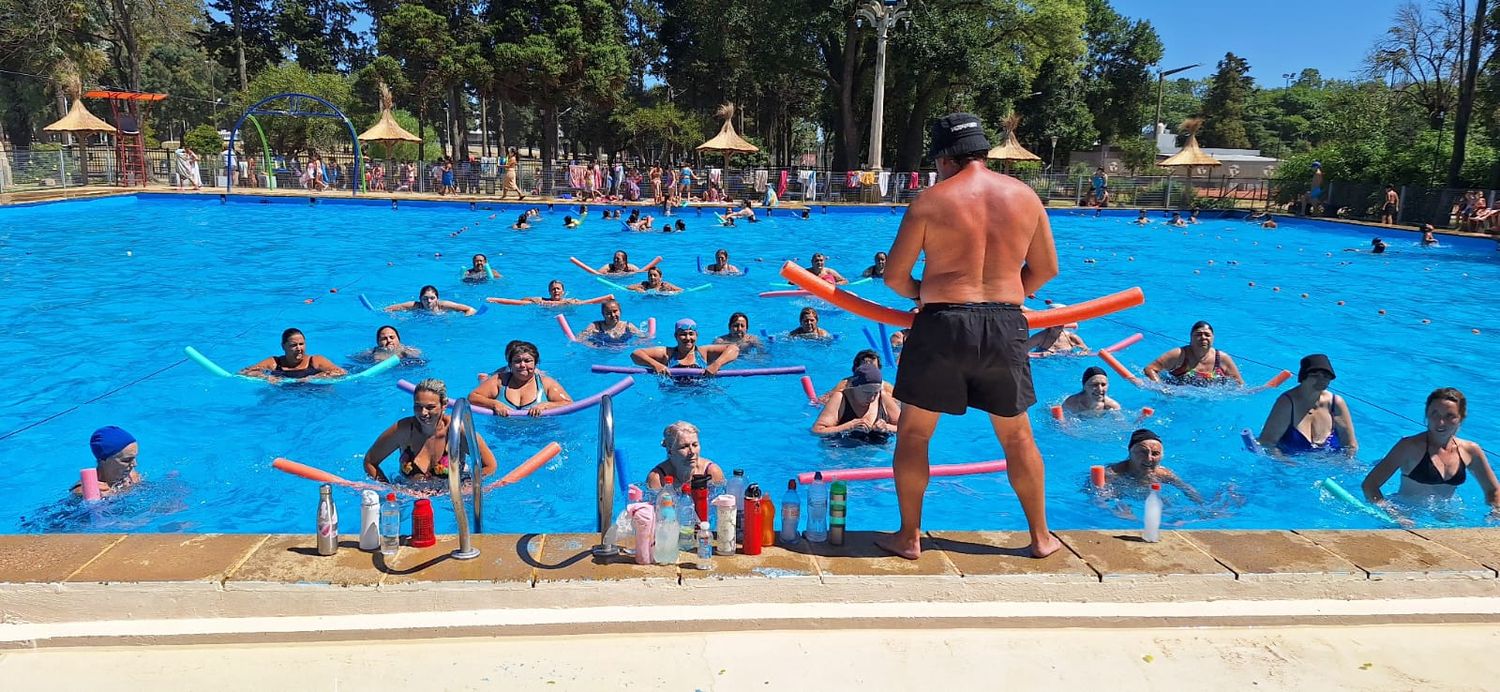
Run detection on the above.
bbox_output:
[875,532,922,560]
[1028,533,1063,558]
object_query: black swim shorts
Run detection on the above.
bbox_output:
[893,302,1036,417]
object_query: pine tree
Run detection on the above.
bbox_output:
[1198,52,1254,149]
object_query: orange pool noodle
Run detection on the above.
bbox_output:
[1090,465,1107,488]
[1097,349,1142,386]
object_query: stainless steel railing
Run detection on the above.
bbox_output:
[444,397,482,560]
[592,394,618,557]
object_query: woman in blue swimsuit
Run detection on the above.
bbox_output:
[1362,387,1500,521]
[1255,354,1359,458]
[466,340,572,417]
[240,328,347,382]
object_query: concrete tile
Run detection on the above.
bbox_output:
[1411,529,1500,575]
[1182,531,1364,582]
[928,531,1098,583]
[225,535,386,588]
[67,534,266,585]
[381,534,542,587]
[678,540,820,583]
[0,535,123,583]
[532,533,679,586]
[1055,530,1234,582]
[798,531,958,582]
[1297,530,1492,580]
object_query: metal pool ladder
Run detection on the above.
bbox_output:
[592,394,618,557]
[444,397,482,560]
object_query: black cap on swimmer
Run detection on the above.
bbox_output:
[1128,428,1161,451]
[928,113,991,160]
[1082,366,1108,385]
[850,362,883,387]
[1297,353,1336,381]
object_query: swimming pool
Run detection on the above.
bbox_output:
[2,193,1496,534]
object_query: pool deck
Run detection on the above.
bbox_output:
[3,528,1499,649]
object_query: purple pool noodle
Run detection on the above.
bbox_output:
[1241,428,1262,454]
[591,364,806,377]
[397,376,635,417]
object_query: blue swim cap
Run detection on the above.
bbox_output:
[90,426,136,461]
[675,318,698,332]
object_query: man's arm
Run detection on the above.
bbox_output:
[1020,206,1058,295]
[884,198,926,300]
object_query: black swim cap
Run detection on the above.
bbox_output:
[1082,366,1108,385]
[1128,428,1161,451]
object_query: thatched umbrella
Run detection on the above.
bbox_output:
[1158,118,1221,206]
[986,114,1041,172]
[358,82,421,157]
[696,102,759,172]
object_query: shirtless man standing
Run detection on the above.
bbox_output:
[876,113,1061,559]
[1381,185,1399,225]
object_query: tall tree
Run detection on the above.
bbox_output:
[1198,52,1253,148]
[1080,0,1162,144]
[204,0,279,90]
[272,0,367,73]
[1447,0,1489,186]
[1368,0,1464,128]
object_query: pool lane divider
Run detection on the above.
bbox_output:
[184,346,400,385]
[395,376,634,417]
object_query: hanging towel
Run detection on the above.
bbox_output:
[878,171,890,196]
[777,170,789,197]
[909,172,919,190]
[800,170,817,201]
[846,170,859,188]
[754,169,768,192]
[927,172,937,187]
[569,164,586,189]
[709,168,722,185]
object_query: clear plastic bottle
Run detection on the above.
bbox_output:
[806,471,829,542]
[1142,483,1162,543]
[677,482,697,551]
[653,491,681,565]
[379,492,401,556]
[695,521,714,570]
[780,480,801,544]
[726,469,748,541]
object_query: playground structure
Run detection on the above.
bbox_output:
[227,92,361,196]
[84,90,166,187]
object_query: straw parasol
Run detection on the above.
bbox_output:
[986,114,1041,170]
[358,82,421,157]
[696,102,759,170]
[42,70,115,138]
[1158,118,1221,170]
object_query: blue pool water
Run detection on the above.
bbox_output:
[2,193,1497,534]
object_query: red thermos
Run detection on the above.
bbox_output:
[691,474,710,522]
[742,484,764,555]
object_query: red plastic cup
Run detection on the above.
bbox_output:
[410,498,437,548]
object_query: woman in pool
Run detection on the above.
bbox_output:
[1361,388,1500,517]
[787,306,832,340]
[631,318,740,375]
[645,421,726,490]
[241,328,347,381]
[815,350,895,402]
[713,312,764,351]
[512,212,531,230]
[1062,366,1121,415]
[862,252,888,278]
[73,426,141,497]
[1025,322,1088,355]
[704,248,740,275]
[1134,209,1149,225]
[629,266,682,293]
[1255,354,1358,458]
[1101,429,1204,503]
[385,285,477,315]
[1169,212,1186,227]
[576,299,647,345]
[1142,321,1244,387]
[490,279,592,307]
[1421,224,1440,246]
[811,361,899,442]
[724,198,758,222]
[467,340,573,417]
[370,325,422,362]
[598,250,652,275]
[363,378,498,482]
[463,253,501,282]
[805,253,849,284]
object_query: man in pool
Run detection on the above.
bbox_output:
[878,112,1060,559]
[1101,429,1203,503]
[1062,366,1120,415]
[73,426,141,496]
[631,318,739,376]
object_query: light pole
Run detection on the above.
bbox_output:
[1050,135,1058,171]
[856,0,911,170]
[1282,72,1295,88]
[1151,63,1199,141]
[204,60,218,122]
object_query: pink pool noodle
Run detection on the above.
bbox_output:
[397,376,634,417]
[796,460,1006,485]
[646,317,657,339]
[591,364,806,377]
[79,468,101,501]
[1102,333,1144,353]
[800,375,818,403]
[557,313,578,341]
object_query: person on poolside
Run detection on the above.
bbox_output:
[787,306,833,340]
[364,378,499,482]
[811,361,900,442]
[877,113,1061,560]
[72,426,141,497]
[1361,387,1500,519]
[463,253,501,281]
[1102,429,1204,503]
[1306,161,1325,215]
[645,421,726,490]
[704,248,741,275]
[1134,209,1149,225]
[1255,354,1359,459]
[385,285,477,315]
[725,198,758,222]
[512,212,531,230]
[467,340,573,417]
[631,318,740,376]
[1381,185,1400,225]
[1421,224,1438,246]
[1142,321,1244,387]
[1024,321,1088,355]
[576,299,647,345]
[629,266,682,293]
[713,312,764,351]
[494,279,590,306]
[805,253,850,284]
[862,252,888,278]
[1062,366,1121,415]
[599,250,649,275]
[371,325,422,362]
[241,328,347,381]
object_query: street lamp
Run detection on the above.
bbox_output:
[855,0,911,170]
[1150,63,1199,141]
[1282,72,1295,88]
[204,60,218,121]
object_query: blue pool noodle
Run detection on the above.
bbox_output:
[359,294,376,311]
[1319,477,1397,525]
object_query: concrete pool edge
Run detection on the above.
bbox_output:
[2,528,1498,647]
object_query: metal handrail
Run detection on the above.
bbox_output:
[592,394,618,557]
[444,397,481,560]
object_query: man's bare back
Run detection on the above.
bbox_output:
[885,162,1056,305]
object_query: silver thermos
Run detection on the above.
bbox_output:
[316,484,339,556]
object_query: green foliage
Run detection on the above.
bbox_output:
[231,63,354,156]
[612,101,701,158]
[1199,52,1253,148]
[1081,0,1163,144]
[1115,136,1158,174]
[183,124,225,154]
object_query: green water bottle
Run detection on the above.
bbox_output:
[829,480,847,546]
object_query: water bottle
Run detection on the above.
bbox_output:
[726,469,748,541]
[1142,483,1162,543]
[695,522,714,571]
[829,480,847,546]
[316,484,339,556]
[358,490,380,551]
[806,471,828,542]
[712,495,737,555]
[379,492,401,556]
[742,484,764,555]
[653,491,681,565]
[677,482,697,552]
[780,480,801,544]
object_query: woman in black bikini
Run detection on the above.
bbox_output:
[240,328,346,382]
[630,318,739,375]
[645,421,727,490]
[1142,321,1244,386]
[1361,387,1500,520]
[363,378,498,482]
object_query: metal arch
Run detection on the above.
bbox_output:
[225,92,362,197]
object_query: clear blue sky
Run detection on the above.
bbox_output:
[1111,0,1411,85]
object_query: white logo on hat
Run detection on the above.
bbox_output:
[951,121,978,132]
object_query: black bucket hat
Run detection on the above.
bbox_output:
[1298,354,1336,381]
[929,113,991,160]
